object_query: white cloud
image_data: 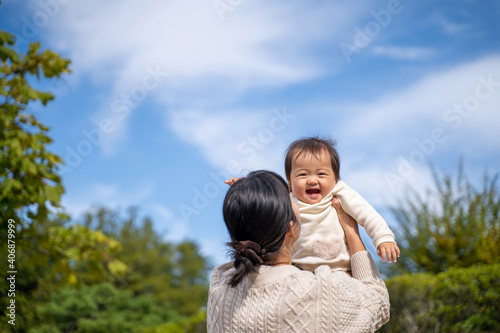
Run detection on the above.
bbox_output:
[340,55,500,145]
[431,12,470,35]
[298,55,500,215]
[371,45,435,60]
[149,203,173,221]
[162,221,189,242]
[168,107,294,175]
[198,237,230,267]
[165,55,500,213]
[38,0,371,154]
[339,157,436,207]
[45,0,365,93]
[62,182,155,217]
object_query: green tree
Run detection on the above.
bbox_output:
[1,25,209,332]
[137,310,207,333]
[388,163,500,276]
[0,30,68,223]
[81,207,210,317]
[1,27,70,332]
[30,282,179,333]
[1,29,126,332]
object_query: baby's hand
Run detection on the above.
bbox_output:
[377,242,400,263]
[224,177,241,186]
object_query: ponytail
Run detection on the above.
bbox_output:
[228,240,264,287]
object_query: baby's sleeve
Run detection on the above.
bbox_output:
[333,181,396,248]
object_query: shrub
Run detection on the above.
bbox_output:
[381,263,500,332]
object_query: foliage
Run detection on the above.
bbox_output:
[136,310,207,333]
[81,207,210,316]
[0,25,209,333]
[29,282,179,333]
[380,263,500,333]
[46,223,127,286]
[2,222,127,332]
[26,207,210,332]
[0,29,125,332]
[0,29,69,223]
[0,27,69,332]
[388,164,500,275]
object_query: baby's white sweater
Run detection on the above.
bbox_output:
[291,180,396,271]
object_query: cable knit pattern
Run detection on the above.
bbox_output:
[207,251,390,333]
[291,180,396,271]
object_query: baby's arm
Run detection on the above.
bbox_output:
[333,181,399,263]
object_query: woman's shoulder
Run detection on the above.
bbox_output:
[209,262,236,293]
[248,264,352,289]
[210,263,313,287]
[210,262,235,281]
[210,262,357,291]
[249,264,310,287]
[212,262,234,273]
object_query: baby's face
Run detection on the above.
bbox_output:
[289,150,337,204]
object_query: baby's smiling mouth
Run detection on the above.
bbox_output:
[306,189,320,197]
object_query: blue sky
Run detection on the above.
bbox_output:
[1,0,499,268]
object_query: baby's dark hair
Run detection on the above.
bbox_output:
[223,170,298,287]
[284,136,340,183]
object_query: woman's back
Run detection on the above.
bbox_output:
[208,252,389,333]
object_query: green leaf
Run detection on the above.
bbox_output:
[108,260,128,275]
[0,30,16,44]
[0,45,20,62]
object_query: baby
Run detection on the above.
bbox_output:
[284,137,399,272]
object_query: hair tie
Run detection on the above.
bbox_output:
[238,240,264,266]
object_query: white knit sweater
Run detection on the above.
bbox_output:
[291,181,396,272]
[207,251,390,333]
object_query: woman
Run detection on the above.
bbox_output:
[207,170,390,333]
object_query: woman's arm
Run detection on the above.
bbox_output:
[331,197,366,254]
[331,197,390,329]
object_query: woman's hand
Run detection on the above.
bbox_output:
[331,197,366,254]
[331,197,358,235]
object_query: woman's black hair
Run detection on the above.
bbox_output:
[223,170,298,287]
